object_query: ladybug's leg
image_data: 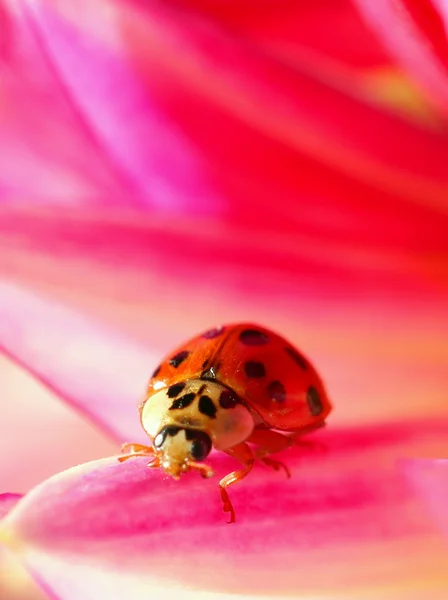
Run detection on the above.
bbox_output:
[118,443,154,463]
[121,443,154,454]
[220,442,255,524]
[247,429,293,478]
[189,461,215,479]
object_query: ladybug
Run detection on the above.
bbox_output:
[120,323,332,523]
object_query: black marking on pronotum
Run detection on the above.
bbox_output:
[153,425,182,448]
[239,328,269,346]
[151,365,161,378]
[198,395,217,418]
[169,392,196,411]
[167,382,186,398]
[219,389,239,409]
[197,383,206,395]
[169,350,190,368]
[267,380,286,403]
[284,347,308,370]
[307,386,324,416]
[201,366,217,380]
[244,360,266,378]
[202,326,225,339]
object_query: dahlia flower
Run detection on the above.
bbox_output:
[1,1,447,599]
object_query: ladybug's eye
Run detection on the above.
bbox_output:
[153,425,181,449]
[191,438,210,461]
[187,430,212,461]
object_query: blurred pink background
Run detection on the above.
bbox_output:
[2,0,448,598]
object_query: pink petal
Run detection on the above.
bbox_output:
[13,0,448,216]
[2,421,448,598]
[0,352,118,495]
[128,1,435,121]
[0,494,22,520]
[0,281,155,443]
[403,459,448,540]
[147,0,393,70]
[0,3,127,204]
[354,0,448,115]
[2,0,220,214]
[2,2,446,305]
[1,212,448,433]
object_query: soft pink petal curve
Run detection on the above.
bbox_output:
[1,206,448,430]
[6,0,221,214]
[403,459,448,540]
[0,281,154,443]
[0,495,22,520]
[0,3,128,205]
[1,421,448,598]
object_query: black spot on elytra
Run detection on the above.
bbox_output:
[267,380,286,403]
[244,361,266,378]
[202,326,225,339]
[201,366,217,380]
[153,425,181,448]
[284,347,307,370]
[239,328,269,345]
[219,389,239,409]
[307,386,323,416]
[167,382,186,398]
[169,392,196,410]
[151,365,161,378]
[198,395,217,418]
[201,358,209,369]
[169,350,190,368]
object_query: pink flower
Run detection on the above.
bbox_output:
[1,1,448,598]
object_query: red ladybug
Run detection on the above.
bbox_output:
[120,323,332,523]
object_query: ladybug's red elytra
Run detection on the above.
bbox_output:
[119,323,332,523]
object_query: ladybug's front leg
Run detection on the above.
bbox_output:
[220,443,255,524]
[247,429,294,478]
[118,442,154,463]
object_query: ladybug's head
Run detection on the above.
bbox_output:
[152,425,214,480]
[139,378,252,479]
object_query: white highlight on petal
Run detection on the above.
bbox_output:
[0,282,156,442]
